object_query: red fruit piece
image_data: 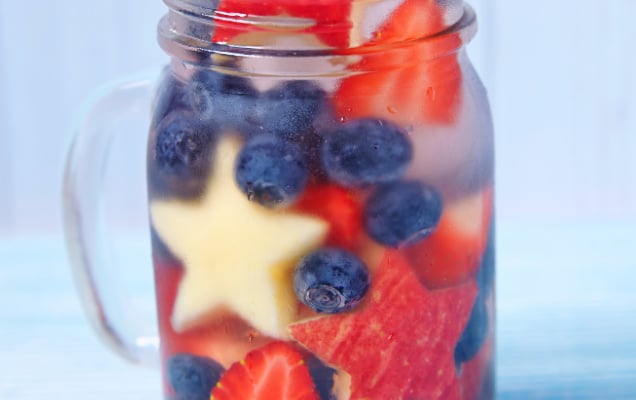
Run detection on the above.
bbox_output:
[213,0,353,48]
[290,250,477,400]
[405,186,493,289]
[294,184,363,250]
[334,0,463,125]
[211,341,320,400]
[368,0,455,44]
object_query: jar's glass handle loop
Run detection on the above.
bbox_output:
[63,71,160,367]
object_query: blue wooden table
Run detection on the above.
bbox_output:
[1,220,634,399]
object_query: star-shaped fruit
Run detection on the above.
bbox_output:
[151,136,328,338]
[290,250,477,400]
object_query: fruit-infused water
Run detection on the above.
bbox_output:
[149,0,494,399]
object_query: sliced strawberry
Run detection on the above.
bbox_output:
[211,341,320,400]
[293,184,363,250]
[213,0,353,48]
[290,250,477,400]
[335,0,463,125]
[405,186,493,289]
[370,0,453,44]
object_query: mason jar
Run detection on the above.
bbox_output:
[65,0,495,399]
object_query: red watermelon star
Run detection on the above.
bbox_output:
[290,250,477,400]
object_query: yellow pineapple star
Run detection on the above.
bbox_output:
[150,135,328,338]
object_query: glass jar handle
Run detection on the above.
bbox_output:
[63,71,160,367]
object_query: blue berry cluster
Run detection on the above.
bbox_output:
[321,118,443,249]
[230,79,329,208]
[150,69,447,315]
[149,71,326,200]
[289,118,443,314]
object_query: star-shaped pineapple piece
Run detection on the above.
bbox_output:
[290,250,477,400]
[151,135,328,338]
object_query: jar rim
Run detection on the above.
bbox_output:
[158,2,477,63]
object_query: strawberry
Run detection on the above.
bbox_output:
[290,250,477,400]
[293,184,363,250]
[366,0,457,45]
[405,186,493,289]
[213,0,353,48]
[334,0,463,125]
[211,341,320,400]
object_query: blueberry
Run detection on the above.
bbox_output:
[154,111,215,175]
[258,80,327,139]
[186,69,259,135]
[150,110,216,198]
[152,70,189,128]
[286,127,329,181]
[167,353,225,400]
[235,135,308,208]
[365,181,442,247]
[454,295,489,365]
[294,248,370,313]
[322,118,412,187]
[306,354,336,400]
[476,219,496,298]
